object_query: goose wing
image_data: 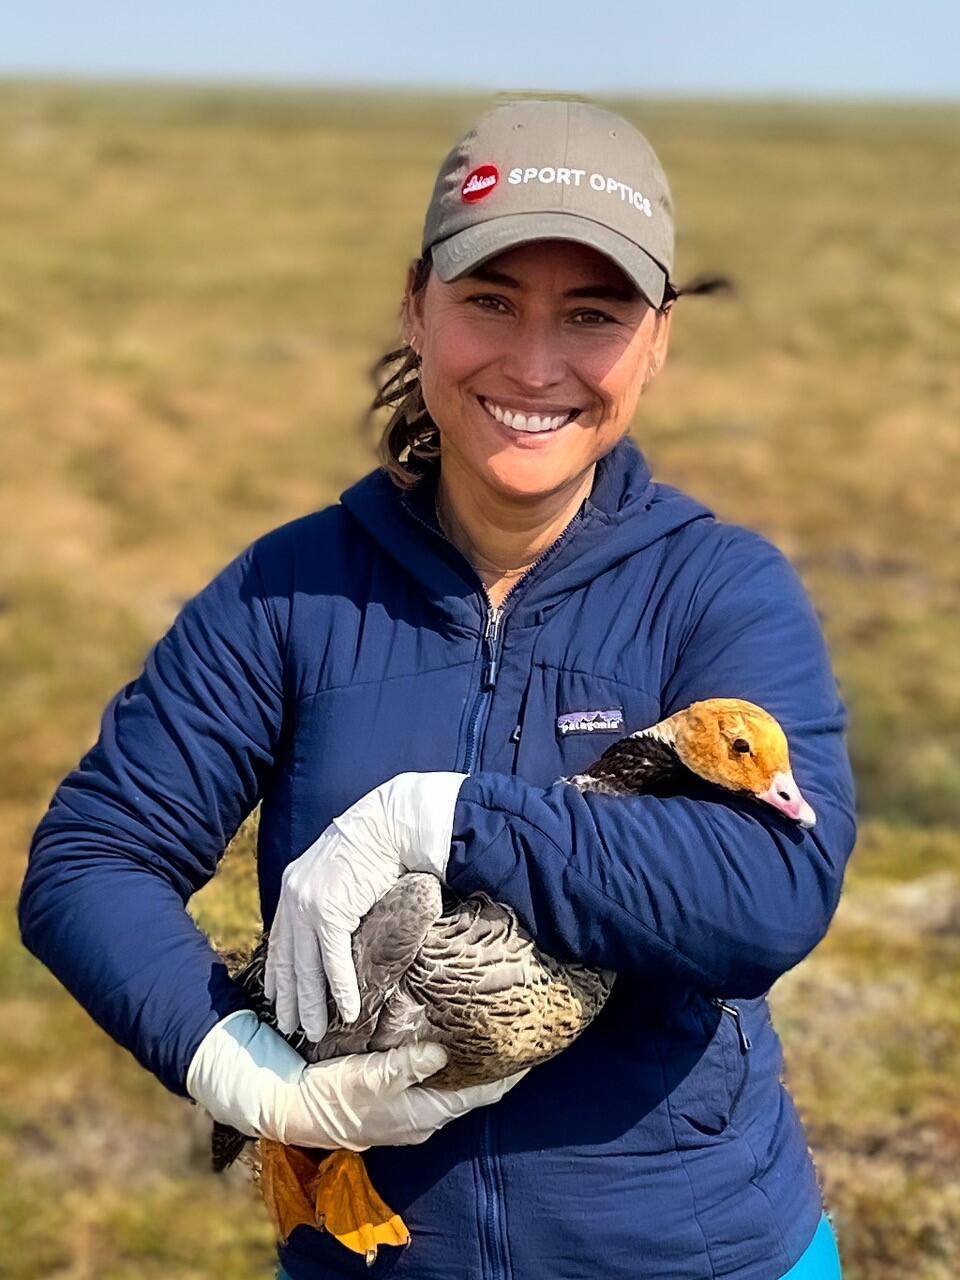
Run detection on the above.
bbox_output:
[396,893,614,1088]
[305,872,443,1061]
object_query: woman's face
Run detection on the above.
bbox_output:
[405,238,672,504]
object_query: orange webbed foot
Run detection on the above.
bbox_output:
[256,1141,410,1265]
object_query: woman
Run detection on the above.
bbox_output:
[19,98,853,1279]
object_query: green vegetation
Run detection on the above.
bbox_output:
[2,82,957,1278]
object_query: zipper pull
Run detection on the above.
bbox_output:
[714,998,752,1053]
[481,608,501,690]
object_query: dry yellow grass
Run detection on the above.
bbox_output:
[2,82,958,1278]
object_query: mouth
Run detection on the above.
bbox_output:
[478,395,583,435]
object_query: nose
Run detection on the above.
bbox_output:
[499,314,568,393]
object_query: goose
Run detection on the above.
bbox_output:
[210,697,815,1262]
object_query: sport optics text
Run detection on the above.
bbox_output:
[508,166,653,217]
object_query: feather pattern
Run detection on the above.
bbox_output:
[215,868,615,1169]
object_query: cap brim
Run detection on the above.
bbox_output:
[431,212,668,309]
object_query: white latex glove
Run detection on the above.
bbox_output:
[186,1009,525,1150]
[264,771,466,1038]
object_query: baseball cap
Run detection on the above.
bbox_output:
[421,98,674,309]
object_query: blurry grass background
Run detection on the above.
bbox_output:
[2,82,958,1278]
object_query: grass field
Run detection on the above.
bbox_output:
[2,82,958,1278]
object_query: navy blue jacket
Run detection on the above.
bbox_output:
[19,438,856,1279]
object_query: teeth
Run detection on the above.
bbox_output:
[481,398,575,433]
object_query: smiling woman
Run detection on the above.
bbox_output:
[19,96,849,1280]
[401,239,672,605]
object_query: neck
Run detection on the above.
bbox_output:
[435,459,595,603]
[573,718,687,796]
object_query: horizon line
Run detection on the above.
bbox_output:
[0,71,958,108]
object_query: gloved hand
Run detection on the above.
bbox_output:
[186,1009,523,1150]
[264,771,466,1038]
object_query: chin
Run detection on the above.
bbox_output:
[482,454,579,500]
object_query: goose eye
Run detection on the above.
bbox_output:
[732,738,751,754]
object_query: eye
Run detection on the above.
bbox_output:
[571,309,617,325]
[467,294,510,313]
[732,738,751,755]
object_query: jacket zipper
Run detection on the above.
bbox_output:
[461,504,583,775]
[458,596,508,1279]
[403,492,584,1280]
[403,490,583,774]
[462,606,502,771]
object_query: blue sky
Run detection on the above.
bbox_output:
[1,1,957,99]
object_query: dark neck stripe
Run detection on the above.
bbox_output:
[582,730,690,796]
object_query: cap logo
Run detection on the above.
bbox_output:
[462,164,499,203]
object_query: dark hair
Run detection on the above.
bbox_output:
[366,249,438,490]
[366,247,732,490]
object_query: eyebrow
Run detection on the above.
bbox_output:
[462,263,640,303]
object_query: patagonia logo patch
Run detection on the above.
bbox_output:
[557,708,624,736]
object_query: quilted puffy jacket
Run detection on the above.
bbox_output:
[19,436,856,1278]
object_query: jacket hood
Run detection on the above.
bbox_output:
[339,437,714,625]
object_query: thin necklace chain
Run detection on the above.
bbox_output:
[434,493,537,578]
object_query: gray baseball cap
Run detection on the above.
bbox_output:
[421,98,674,308]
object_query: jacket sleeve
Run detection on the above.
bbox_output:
[446,527,857,998]
[17,541,286,1096]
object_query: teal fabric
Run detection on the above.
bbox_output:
[274,1210,841,1279]
[778,1211,843,1279]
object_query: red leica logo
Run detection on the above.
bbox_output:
[462,164,499,202]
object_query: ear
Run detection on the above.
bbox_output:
[643,305,673,389]
[401,261,425,349]
[652,304,673,361]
